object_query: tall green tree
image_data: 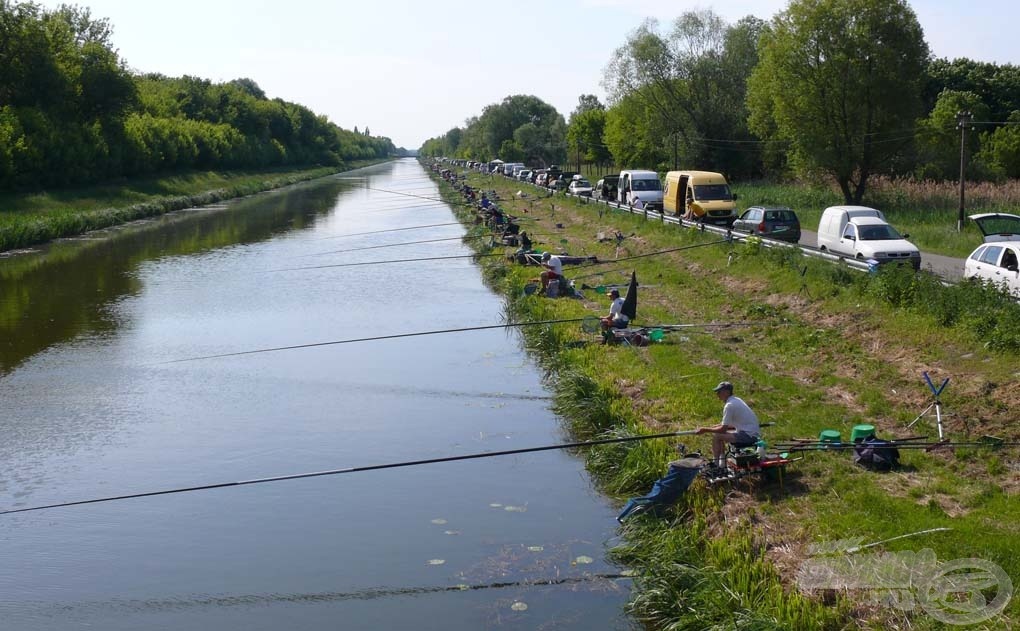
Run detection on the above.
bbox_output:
[604,91,669,169]
[602,11,765,175]
[978,111,1020,179]
[747,0,930,203]
[566,94,611,170]
[914,90,989,180]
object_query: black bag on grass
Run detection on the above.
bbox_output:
[853,437,900,471]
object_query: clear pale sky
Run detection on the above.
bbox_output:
[38,0,1019,149]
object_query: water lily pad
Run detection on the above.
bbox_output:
[427,559,446,566]
[430,518,447,525]
[527,545,544,552]
[574,555,594,565]
[510,601,528,611]
[504,505,527,513]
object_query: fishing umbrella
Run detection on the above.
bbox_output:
[621,272,638,321]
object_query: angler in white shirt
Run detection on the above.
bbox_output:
[696,381,761,467]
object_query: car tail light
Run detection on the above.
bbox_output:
[758,222,766,232]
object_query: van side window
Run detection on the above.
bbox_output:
[842,225,856,239]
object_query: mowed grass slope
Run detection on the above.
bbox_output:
[446,169,1019,629]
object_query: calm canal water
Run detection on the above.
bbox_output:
[0,159,633,630]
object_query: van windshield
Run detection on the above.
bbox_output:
[693,184,733,201]
[631,178,661,191]
[858,225,902,240]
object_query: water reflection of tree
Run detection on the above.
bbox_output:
[0,180,353,374]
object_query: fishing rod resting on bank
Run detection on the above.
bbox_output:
[0,430,699,517]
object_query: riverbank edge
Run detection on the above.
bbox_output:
[425,166,850,629]
[0,159,393,253]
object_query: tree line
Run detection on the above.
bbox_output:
[420,0,1020,204]
[0,1,397,191]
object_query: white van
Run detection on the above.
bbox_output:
[617,170,663,209]
[817,205,920,269]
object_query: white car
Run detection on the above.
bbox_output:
[964,213,1020,297]
[568,179,593,197]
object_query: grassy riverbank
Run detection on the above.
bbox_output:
[434,165,1019,629]
[0,159,390,252]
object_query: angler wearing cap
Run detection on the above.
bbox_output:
[696,381,760,467]
[540,252,563,292]
[600,288,629,331]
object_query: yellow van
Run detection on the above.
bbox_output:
[662,171,738,225]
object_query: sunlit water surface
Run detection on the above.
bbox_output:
[0,159,632,630]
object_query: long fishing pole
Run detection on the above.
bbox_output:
[777,442,1019,452]
[297,234,491,258]
[266,252,506,273]
[55,574,633,612]
[315,221,465,241]
[0,430,697,516]
[160,317,591,364]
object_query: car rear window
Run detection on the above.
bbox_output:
[765,210,797,222]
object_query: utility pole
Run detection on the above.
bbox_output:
[956,110,973,232]
[673,131,679,171]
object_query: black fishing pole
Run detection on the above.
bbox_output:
[296,234,491,258]
[340,184,456,205]
[0,430,696,516]
[160,317,591,364]
[57,574,632,612]
[315,221,465,241]
[266,252,506,274]
[778,442,1018,452]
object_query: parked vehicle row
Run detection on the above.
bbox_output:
[434,157,1020,290]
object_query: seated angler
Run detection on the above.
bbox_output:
[540,252,562,292]
[600,288,629,331]
[695,381,760,467]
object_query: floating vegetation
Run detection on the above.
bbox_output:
[511,601,529,611]
[574,555,594,565]
[427,559,446,566]
[430,518,447,525]
[620,568,639,577]
[504,505,527,513]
